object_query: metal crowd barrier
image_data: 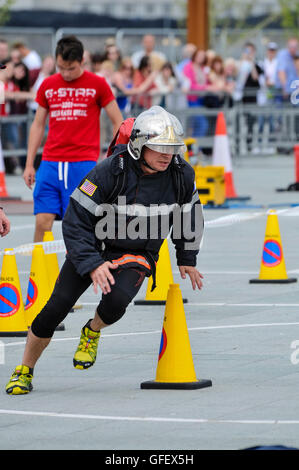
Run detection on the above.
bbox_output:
[1,92,299,161]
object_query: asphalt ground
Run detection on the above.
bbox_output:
[0,154,299,451]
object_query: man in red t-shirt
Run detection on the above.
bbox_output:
[23,36,123,242]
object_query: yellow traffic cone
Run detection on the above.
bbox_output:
[0,249,28,336]
[141,283,212,390]
[250,210,297,284]
[134,239,187,305]
[43,231,60,294]
[24,245,52,327]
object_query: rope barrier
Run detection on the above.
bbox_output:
[1,206,298,256]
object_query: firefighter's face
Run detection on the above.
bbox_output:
[142,147,173,174]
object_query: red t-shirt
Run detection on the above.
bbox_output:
[36,70,115,162]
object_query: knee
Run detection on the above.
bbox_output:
[97,288,131,325]
[31,291,73,338]
[35,213,55,232]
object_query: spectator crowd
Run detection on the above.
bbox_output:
[1,33,299,173]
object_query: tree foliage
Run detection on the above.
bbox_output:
[278,0,299,33]
[0,0,14,26]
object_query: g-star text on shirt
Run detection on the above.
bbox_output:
[45,87,96,99]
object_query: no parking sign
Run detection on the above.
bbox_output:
[158,328,167,361]
[250,210,297,284]
[262,239,282,267]
[25,278,38,310]
[0,283,21,317]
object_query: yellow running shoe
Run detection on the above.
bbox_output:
[73,320,101,370]
[6,365,33,395]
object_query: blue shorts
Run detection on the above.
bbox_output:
[33,160,96,220]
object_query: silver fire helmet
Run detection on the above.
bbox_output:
[127,106,186,160]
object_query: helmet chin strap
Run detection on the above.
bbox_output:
[139,147,159,172]
[140,156,157,172]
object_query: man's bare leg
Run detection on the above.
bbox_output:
[34,213,56,242]
[22,328,52,369]
[20,310,106,370]
[90,311,108,332]
[5,328,52,394]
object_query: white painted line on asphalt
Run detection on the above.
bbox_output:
[10,224,35,231]
[4,321,299,348]
[173,269,299,275]
[173,270,258,275]
[188,303,299,307]
[0,408,298,425]
[81,302,299,308]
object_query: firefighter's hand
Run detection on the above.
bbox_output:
[90,262,119,295]
[179,266,203,290]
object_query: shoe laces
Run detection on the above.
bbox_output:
[11,370,32,385]
[78,330,100,354]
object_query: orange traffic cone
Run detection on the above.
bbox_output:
[212,112,250,201]
[141,284,212,390]
[0,249,28,336]
[250,210,297,284]
[276,144,299,192]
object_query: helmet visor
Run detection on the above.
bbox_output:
[145,143,186,155]
[146,125,187,155]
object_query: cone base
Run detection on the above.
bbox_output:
[250,278,297,284]
[140,379,212,390]
[276,182,299,192]
[0,330,28,337]
[226,196,251,201]
[134,299,188,305]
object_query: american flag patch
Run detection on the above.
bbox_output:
[80,179,97,196]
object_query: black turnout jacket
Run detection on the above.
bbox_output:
[62,145,204,288]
